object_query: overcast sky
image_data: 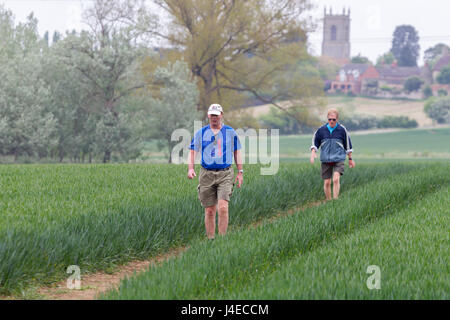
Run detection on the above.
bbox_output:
[1,0,450,65]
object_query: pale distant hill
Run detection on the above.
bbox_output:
[325,96,432,127]
[243,96,433,127]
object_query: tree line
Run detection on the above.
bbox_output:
[0,0,323,163]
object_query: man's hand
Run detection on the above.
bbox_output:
[188,168,196,179]
[310,150,317,164]
[235,172,243,188]
[349,159,356,168]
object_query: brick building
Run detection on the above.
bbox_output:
[329,63,380,94]
[376,66,422,87]
[432,50,450,82]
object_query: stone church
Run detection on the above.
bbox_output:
[321,7,351,65]
[321,6,444,98]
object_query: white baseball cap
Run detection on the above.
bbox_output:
[208,104,223,115]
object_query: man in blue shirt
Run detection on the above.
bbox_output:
[188,104,243,240]
[310,108,355,200]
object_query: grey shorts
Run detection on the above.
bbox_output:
[197,166,234,208]
[321,162,345,180]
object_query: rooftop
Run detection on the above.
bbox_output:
[376,66,422,79]
[432,54,450,72]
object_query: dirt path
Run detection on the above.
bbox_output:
[36,246,188,300]
[5,200,326,300]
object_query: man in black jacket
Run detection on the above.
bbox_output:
[310,109,355,200]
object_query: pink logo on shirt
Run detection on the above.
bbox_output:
[217,139,222,157]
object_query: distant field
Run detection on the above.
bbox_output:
[326,96,431,127]
[243,96,431,127]
[142,97,444,163]
[259,127,450,160]
[141,127,450,164]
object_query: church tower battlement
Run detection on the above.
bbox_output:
[322,7,351,65]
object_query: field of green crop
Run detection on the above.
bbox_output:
[220,188,449,299]
[100,163,449,300]
[0,162,409,295]
[1,161,448,298]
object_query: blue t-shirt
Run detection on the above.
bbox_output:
[327,123,339,134]
[189,125,242,170]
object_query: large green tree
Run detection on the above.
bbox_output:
[376,51,395,66]
[424,43,450,66]
[55,0,150,163]
[0,8,58,161]
[41,39,96,162]
[391,25,420,67]
[118,0,323,127]
[404,76,424,93]
[146,61,200,163]
[351,54,371,64]
[0,1,202,163]
[424,97,450,124]
[437,66,450,84]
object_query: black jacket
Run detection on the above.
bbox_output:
[311,124,353,163]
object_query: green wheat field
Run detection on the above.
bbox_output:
[0,128,449,299]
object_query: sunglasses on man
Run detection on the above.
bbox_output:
[328,118,337,121]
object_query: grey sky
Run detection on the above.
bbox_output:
[1,0,450,65]
[0,0,89,35]
[309,0,450,64]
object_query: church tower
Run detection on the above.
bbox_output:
[322,7,351,65]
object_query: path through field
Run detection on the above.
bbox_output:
[36,200,325,300]
[99,165,449,300]
[36,247,187,300]
[2,162,445,299]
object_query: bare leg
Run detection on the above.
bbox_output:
[324,179,332,201]
[217,199,229,236]
[205,205,217,239]
[332,171,341,200]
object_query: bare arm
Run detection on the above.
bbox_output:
[234,149,243,171]
[188,149,197,179]
[234,149,243,187]
[310,148,317,164]
[348,152,355,168]
[310,129,319,164]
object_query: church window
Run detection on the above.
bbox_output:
[331,25,337,41]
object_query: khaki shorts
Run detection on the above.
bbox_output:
[321,162,345,180]
[197,166,234,208]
